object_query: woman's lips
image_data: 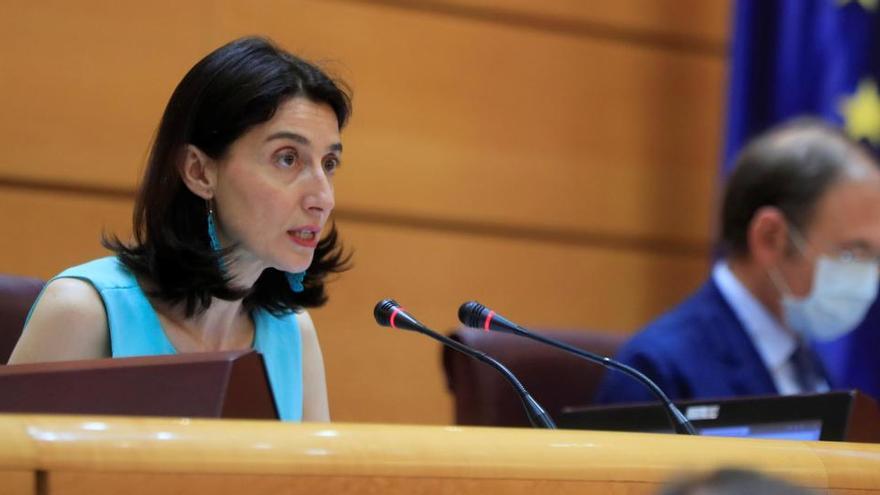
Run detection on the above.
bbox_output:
[288,228,319,248]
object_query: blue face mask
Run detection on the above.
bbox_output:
[775,255,879,341]
[770,219,880,341]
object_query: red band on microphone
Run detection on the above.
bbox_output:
[483,310,496,332]
[390,307,401,329]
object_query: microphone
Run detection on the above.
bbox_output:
[458,301,697,435]
[374,299,556,429]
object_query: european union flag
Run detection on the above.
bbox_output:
[724,0,880,398]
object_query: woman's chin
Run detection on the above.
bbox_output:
[276,259,313,274]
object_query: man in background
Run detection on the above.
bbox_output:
[596,119,880,404]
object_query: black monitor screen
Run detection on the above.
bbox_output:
[558,391,863,442]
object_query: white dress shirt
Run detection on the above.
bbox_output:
[712,262,829,395]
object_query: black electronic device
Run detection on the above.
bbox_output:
[559,390,880,443]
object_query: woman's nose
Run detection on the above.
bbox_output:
[302,166,335,214]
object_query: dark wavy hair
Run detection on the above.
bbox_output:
[105,36,352,316]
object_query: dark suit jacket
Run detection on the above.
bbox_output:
[594,279,779,404]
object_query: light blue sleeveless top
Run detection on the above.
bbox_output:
[42,257,303,421]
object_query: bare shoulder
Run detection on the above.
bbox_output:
[37,278,106,318]
[8,278,110,363]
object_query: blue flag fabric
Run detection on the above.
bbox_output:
[725,0,880,398]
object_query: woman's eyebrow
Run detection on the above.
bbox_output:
[266,131,310,145]
[266,131,342,153]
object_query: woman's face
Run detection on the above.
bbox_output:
[212,96,342,280]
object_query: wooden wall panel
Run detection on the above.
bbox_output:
[0,1,217,188]
[396,0,730,46]
[0,470,34,495]
[0,187,131,278]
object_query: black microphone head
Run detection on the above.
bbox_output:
[458,301,490,328]
[374,299,401,327]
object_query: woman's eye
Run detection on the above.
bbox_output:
[275,150,298,168]
[323,157,340,174]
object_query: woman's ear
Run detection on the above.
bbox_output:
[179,145,217,200]
[748,206,789,268]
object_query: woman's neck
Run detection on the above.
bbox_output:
[141,253,266,352]
[152,295,255,353]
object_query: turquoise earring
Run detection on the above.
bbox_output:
[207,203,222,252]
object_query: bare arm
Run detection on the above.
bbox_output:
[297,311,330,422]
[8,278,110,364]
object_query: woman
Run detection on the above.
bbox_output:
[9,36,351,422]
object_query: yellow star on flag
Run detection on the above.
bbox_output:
[839,79,880,146]
[837,0,878,11]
